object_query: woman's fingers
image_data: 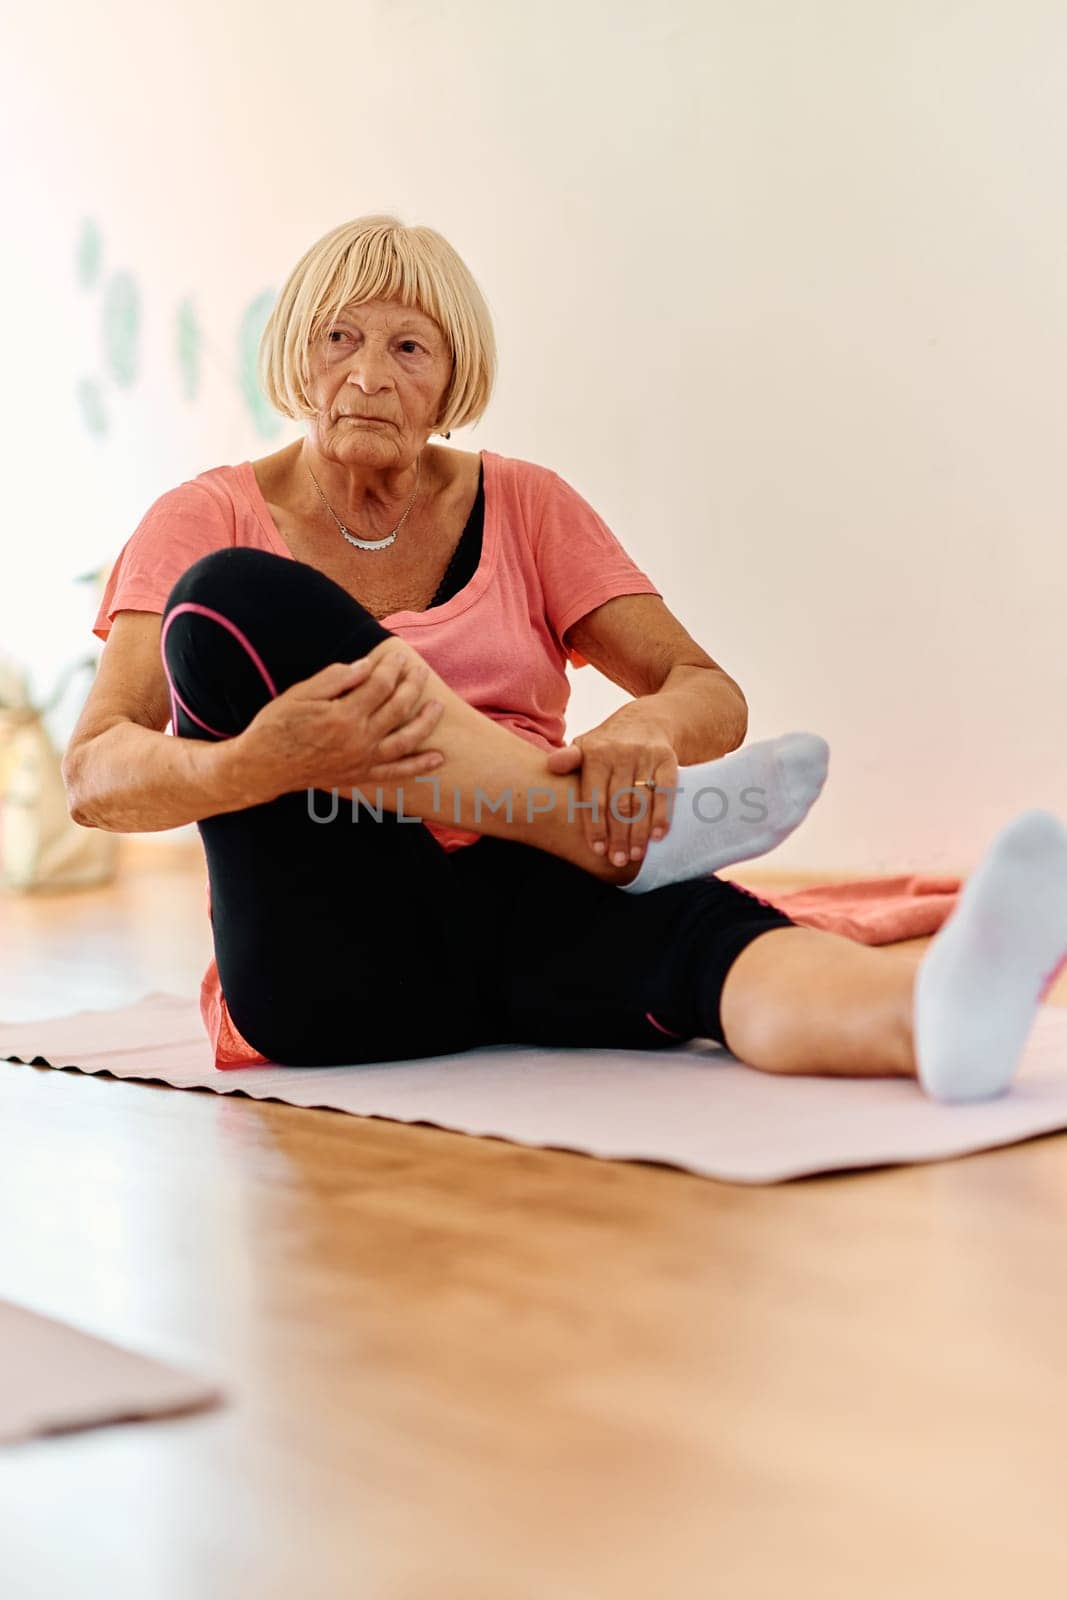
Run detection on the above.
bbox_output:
[604,763,639,866]
[334,649,429,742]
[355,648,413,717]
[293,647,425,716]
[289,657,375,700]
[371,696,444,763]
[579,749,670,862]
[624,772,656,863]
[595,756,680,864]
[365,658,430,735]
[648,768,678,843]
[580,756,611,858]
[365,746,447,782]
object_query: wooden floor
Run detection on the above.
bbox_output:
[2,840,1067,1598]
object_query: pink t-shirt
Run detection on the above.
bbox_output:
[93,448,662,1066]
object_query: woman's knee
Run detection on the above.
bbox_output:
[162,546,394,687]
[163,547,287,619]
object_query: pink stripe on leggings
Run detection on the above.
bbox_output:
[645,1010,684,1038]
[160,600,279,738]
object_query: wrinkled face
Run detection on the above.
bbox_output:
[304,296,454,465]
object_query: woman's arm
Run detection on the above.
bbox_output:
[562,593,748,764]
[62,613,270,831]
[63,612,449,832]
[546,593,749,864]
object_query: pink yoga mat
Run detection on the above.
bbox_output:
[3,993,1067,1185]
[0,1298,222,1444]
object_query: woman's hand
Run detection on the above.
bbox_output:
[544,705,680,866]
[234,640,446,803]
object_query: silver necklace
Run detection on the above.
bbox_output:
[305,450,422,551]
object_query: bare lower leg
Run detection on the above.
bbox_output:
[718,926,921,1079]
[338,639,637,884]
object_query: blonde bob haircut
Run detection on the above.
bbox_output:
[258,214,497,436]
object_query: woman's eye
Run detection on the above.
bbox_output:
[327,332,421,353]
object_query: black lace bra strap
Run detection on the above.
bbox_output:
[428,459,485,609]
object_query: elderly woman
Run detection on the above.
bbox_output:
[65,215,1067,1097]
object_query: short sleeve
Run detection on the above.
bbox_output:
[532,468,662,668]
[92,479,235,643]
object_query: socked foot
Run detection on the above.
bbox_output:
[913,809,1067,1102]
[620,732,830,894]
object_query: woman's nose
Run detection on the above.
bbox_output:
[346,361,388,393]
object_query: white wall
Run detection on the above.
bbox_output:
[2,0,1064,874]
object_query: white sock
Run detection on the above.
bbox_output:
[914,809,1067,1103]
[619,732,830,894]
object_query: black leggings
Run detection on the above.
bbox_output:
[161,547,798,1066]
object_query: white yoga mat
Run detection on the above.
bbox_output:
[3,992,1067,1184]
[0,1298,222,1444]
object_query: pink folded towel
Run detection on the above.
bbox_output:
[731,873,963,945]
